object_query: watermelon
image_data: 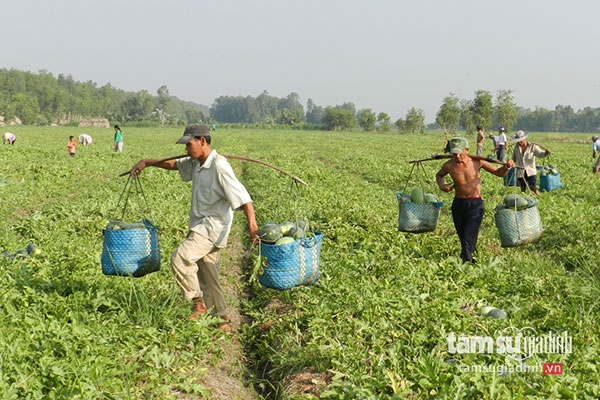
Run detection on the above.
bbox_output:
[275,236,295,246]
[297,219,308,230]
[292,227,305,239]
[410,187,425,203]
[486,308,507,319]
[26,243,36,255]
[480,306,495,316]
[106,220,127,230]
[503,194,528,210]
[259,223,283,243]
[424,193,439,203]
[279,221,295,235]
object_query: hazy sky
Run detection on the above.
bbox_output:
[3,0,599,123]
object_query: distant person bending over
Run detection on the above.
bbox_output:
[476,126,485,156]
[496,127,508,161]
[488,133,498,156]
[79,134,93,146]
[3,132,16,145]
[436,137,515,263]
[511,130,550,195]
[592,136,600,173]
[67,136,77,157]
[113,125,123,153]
[129,124,259,332]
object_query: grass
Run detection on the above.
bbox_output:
[1,126,599,398]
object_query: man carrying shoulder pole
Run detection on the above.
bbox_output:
[129,124,259,332]
[436,137,515,263]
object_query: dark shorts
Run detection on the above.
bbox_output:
[517,173,536,190]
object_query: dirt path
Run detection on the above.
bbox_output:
[194,222,259,400]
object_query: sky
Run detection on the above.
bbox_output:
[3,0,600,123]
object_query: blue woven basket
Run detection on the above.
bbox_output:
[101,220,161,277]
[539,172,562,192]
[503,168,517,186]
[396,193,443,233]
[258,232,323,290]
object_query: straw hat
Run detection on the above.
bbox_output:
[511,130,528,143]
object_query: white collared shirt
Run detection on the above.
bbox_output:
[512,142,547,178]
[176,150,252,248]
[497,133,507,146]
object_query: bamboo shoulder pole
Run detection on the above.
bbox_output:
[119,154,309,186]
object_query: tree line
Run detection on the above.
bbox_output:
[1,68,598,133]
[434,90,600,134]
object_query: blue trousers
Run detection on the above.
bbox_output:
[496,145,506,161]
[451,197,484,263]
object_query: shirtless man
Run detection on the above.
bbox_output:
[436,137,515,263]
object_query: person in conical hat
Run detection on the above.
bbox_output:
[511,130,550,195]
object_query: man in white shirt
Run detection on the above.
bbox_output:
[496,127,508,161]
[511,130,550,195]
[130,124,259,331]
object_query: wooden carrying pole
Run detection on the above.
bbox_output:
[119,154,309,187]
[409,153,523,168]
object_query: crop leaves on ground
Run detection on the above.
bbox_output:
[1,127,599,399]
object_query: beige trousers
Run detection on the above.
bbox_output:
[170,231,227,317]
[476,143,483,157]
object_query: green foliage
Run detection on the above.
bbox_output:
[405,107,426,134]
[0,69,208,126]
[436,93,461,133]
[358,108,377,131]
[2,127,600,398]
[0,127,238,398]
[495,90,518,131]
[238,129,600,398]
[322,107,357,131]
[472,90,494,130]
[377,112,391,132]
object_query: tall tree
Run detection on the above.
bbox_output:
[405,108,426,134]
[10,93,40,124]
[357,108,376,131]
[156,85,170,125]
[436,93,461,133]
[322,107,357,131]
[460,99,475,134]
[256,90,278,122]
[377,112,391,132]
[471,90,493,130]
[494,90,518,131]
[306,98,325,125]
[277,92,304,125]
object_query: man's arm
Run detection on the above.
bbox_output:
[241,202,259,245]
[481,159,515,177]
[130,158,178,177]
[436,164,454,193]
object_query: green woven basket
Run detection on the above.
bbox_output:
[494,202,543,247]
[396,193,443,233]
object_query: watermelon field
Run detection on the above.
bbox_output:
[1,126,599,399]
